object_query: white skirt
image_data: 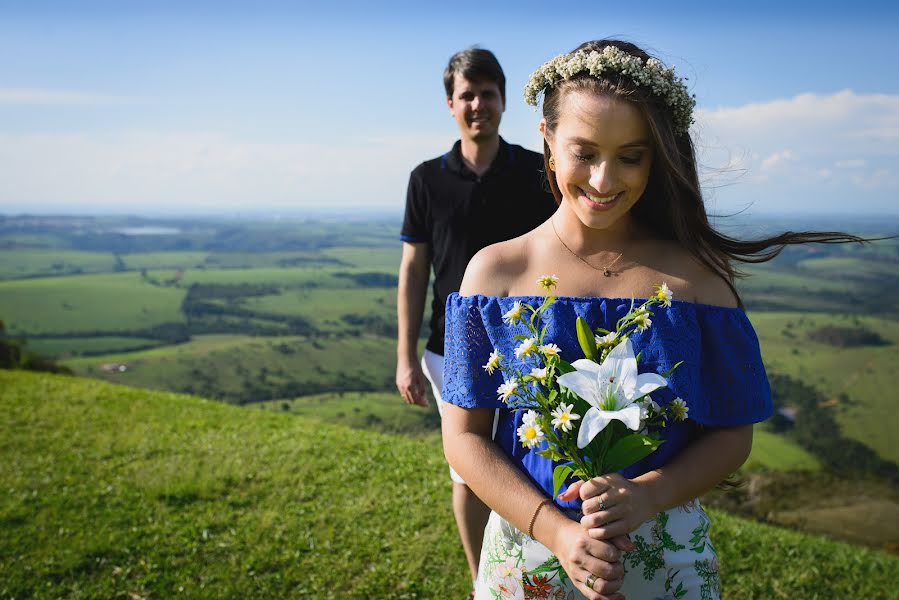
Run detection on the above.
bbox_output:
[475,499,720,600]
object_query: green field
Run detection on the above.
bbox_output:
[147,266,361,288]
[255,391,441,438]
[322,246,401,271]
[26,336,167,357]
[2,371,896,599]
[0,272,185,336]
[241,286,396,332]
[0,249,119,279]
[795,255,899,281]
[63,334,398,404]
[2,214,897,559]
[746,426,822,471]
[750,311,899,463]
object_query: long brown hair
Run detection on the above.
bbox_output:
[541,40,866,305]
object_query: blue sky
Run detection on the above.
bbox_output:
[1,0,897,216]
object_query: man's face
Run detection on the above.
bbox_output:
[447,74,505,142]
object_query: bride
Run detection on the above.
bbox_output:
[440,39,861,599]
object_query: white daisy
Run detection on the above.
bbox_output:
[550,402,581,432]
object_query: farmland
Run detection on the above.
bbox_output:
[1,212,898,553]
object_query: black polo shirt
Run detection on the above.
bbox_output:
[401,137,557,355]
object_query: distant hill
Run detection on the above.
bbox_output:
[1,371,896,598]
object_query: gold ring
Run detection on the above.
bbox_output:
[585,573,597,590]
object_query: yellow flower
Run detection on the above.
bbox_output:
[633,312,652,331]
[655,282,673,308]
[497,380,519,403]
[502,301,525,325]
[539,343,561,358]
[670,398,689,421]
[517,410,545,448]
[514,338,538,359]
[529,367,549,385]
[550,402,581,432]
[536,274,559,293]
[483,350,502,375]
[595,331,617,347]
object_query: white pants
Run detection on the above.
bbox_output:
[421,349,498,485]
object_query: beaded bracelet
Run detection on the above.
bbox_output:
[527,498,552,539]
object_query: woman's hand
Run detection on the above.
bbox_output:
[560,474,657,540]
[548,520,627,600]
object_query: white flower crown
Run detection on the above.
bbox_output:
[524,46,696,136]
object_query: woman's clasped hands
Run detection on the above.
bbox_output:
[553,473,656,599]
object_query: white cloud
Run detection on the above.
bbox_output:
[694,90,899,213]
[836,158,866,168]
[760,149,796,171]
[0,88,136,106]
[2,89,897,215]
[0,130,447,212]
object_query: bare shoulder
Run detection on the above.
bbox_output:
[643,240,739,308]
[687,264,739,308]
[460,236,531,297]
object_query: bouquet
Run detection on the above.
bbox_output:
[486,276,688,497]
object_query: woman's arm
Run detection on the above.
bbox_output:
[442,402,628,600]
[562,425,753,539]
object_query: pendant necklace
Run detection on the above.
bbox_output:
[551,217,624,277]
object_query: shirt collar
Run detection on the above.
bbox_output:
[443,137,513,178]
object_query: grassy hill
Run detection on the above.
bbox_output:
[2,371,897,599]
[751,311,899,463]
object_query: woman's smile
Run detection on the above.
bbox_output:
[579,188,622,210]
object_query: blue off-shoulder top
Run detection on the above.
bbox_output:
[442,293,772,512]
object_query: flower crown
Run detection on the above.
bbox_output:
[524,46,696,136]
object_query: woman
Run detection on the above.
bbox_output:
[441,40,861,599]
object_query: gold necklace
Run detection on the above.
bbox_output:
[550,217,624,277]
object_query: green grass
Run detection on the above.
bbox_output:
[750,311,899,464]
[118,251,212,270]
[322,246,401,271]
[1,371,897,599]
[0,249,377,281]
[150,266,357,288]
[240,287,396,332]
[796,256,899,281]
[0,249,119,280]
[0,273,186,336]
[63,334,398,404]
[0,370,463,598]
[26,336,166,358]
[122,251,348,271]
[746,426,822,471]
[255,391,441,438]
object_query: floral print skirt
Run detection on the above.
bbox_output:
[476,499,720,600]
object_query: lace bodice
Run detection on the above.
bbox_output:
[443,293,772,509]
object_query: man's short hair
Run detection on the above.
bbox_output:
[443,47,506,102]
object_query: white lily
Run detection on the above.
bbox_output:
[556,338,668,449]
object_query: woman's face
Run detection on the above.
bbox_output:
[543,90,653,232]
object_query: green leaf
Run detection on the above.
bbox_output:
[576,317,598,362]
[556,358,575,375]
[527,555,563,575]
[603,434,665,473]
[660,360,684,378]
[552,463,575,498]
[512,334,531,341]
[536,448,565,462]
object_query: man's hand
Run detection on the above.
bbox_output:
[396,359,429,407]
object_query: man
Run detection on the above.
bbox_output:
[396,47,556,588]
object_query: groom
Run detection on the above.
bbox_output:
[396,47,556,586]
